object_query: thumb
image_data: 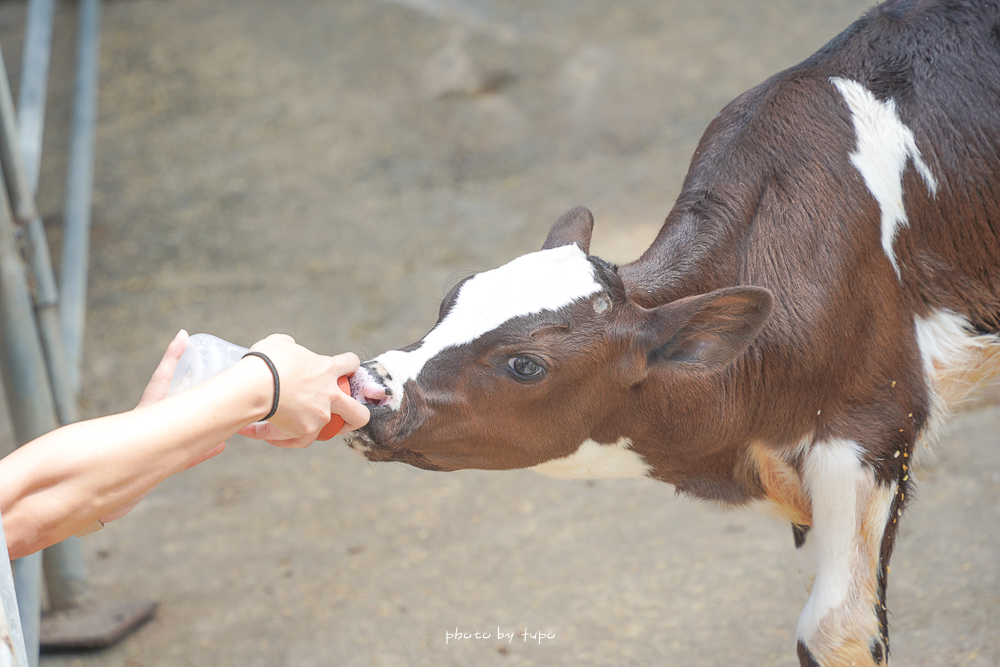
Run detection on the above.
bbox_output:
[137,329,189,408]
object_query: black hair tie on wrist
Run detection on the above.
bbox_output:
[242,351,280,421]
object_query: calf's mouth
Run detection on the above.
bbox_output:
[342,422,441,471]
[343,366,439,468]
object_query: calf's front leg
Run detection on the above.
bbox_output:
[794,439,907,667]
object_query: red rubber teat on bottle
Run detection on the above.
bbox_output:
[316,375,352,441]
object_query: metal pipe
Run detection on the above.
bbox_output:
[10,556,40,667]
[0,148,57,667]
[0,512,30,667]
[0,64,35,226]
[2,31,92,613]
[59,0,102,395]
[17,0,60,315]
[0,32,47,667]
[0,37,77,427]
[16,0,54,191]
[43,0,101,613]
[0,130,58,453]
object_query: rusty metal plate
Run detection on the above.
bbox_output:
[40,600,157,651]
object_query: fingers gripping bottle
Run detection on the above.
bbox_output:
[167,333,350,439]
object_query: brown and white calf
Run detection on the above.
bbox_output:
[345,1,1000,665]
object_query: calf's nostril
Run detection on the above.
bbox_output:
[362,384,388,407]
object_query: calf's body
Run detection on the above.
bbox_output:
[346,1,1000,665]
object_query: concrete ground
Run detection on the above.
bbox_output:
[0,0,997,665]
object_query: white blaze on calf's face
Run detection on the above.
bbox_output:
[373,243,603,410]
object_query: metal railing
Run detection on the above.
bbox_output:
[0,1,155,664]
[0,515,29,667]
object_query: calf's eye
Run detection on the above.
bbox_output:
[507,356,545,381]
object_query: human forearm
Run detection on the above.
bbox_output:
[0,356,274,559]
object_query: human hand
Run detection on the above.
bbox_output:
[136,329,227,465]
[237,334,370,448]
[136,328,188,409]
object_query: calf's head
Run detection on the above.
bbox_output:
[345,207,772,478]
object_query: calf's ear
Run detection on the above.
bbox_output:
[642,286,773,370]
[542,206,594,254]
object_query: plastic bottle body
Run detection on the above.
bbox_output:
[167,333,248,397]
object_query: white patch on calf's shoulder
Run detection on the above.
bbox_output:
[830,77,938,280]
[529,438,651,480]
[375,244,602,409]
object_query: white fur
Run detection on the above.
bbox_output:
[915,308,988,388]
[831,77,938,279]
[796,439,869,643]
[374,244,602,409]
[795,526,818,594]
[529,438,652,480]
[916,308,975,360]
[914,308,973,426]
[914,308,1000,449]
